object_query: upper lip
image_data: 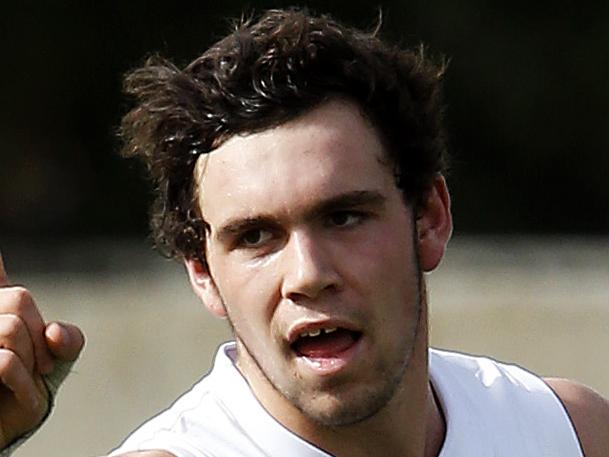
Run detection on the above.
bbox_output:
[286,319,361,346]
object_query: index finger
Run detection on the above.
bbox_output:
[0,287,54,375]
[0,252,8,287]
[0,254,55,374]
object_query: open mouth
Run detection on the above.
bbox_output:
[291,327,362,359]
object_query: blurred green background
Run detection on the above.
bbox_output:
[1,2,608,456]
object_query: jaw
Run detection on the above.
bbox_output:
[237,292,429,412]
[309,296,434,457]
[231,278,434,456]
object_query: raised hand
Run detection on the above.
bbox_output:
[0,253,84,448]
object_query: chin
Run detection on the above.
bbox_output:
[290,378,403,427]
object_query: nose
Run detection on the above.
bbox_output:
[280,229,342,301]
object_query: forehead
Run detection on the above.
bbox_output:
[195,99,395,225]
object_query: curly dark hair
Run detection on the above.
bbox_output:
[120,8,448,263]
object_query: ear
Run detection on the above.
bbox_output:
[184,258,227,318]
[415,175,453,272]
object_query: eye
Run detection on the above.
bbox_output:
[328,211,363,227]
[238,229,273,248]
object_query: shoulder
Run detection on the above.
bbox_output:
[545,377,609,457]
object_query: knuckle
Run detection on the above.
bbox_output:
[7,286,34,312]
[0,314,24,339]
[11,285,30,301]
[0,348,19,372]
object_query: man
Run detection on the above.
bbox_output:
[0,8,608,457]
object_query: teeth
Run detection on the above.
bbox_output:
[299,327,338,338]
[299,329,321,338]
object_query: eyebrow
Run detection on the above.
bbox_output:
[310,190,386,217]
[214,190,386,242]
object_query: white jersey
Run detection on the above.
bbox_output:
[429,349,583,456]
[110,342,583,457]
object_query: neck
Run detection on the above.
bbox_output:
[300,303,444,457]
[237,298,446,457]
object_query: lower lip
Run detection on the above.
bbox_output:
[295,336,363,376]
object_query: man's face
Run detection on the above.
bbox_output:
[194,99,425,426]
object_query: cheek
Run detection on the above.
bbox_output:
[213,257,282,327]
[347,223,415,279]
[341,224,419,316]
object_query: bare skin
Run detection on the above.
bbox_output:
[0,263,607,456]
[0,101,608,456]
[546,378,609,457]
[0,254,84,449]
[107,382,609,457]
[185,100,451,456]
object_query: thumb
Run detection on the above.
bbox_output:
[44,321,85,362]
